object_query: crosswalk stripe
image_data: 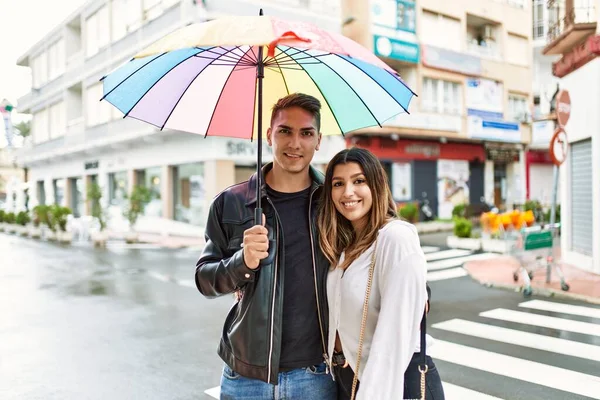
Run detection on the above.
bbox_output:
[432,318,600,362]
[480,308,600,337]
[425,249,472,261]
[179,279,196,288]
[204,386,219,399]
[429,340,600,399]
[519,299,600,320]
[442,382,505,400]
[427,267,468,282]
[421,246,441,253]
[427,253,498,271]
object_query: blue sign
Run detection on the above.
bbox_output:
[467,109,521,143]
[373,35,420,64]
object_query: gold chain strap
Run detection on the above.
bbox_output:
[350,239,377,400]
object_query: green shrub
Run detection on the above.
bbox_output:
[544,204,561,223]
[4,212,16,224]
[399,203,418,222]
[87,182,107,231]
[123,185,152,229]
[32,205,49,227]
[452,203,467,218]
[0,210,5,223]
[16,211,31,226]
[453,217,472,238]
[48,205,72,232]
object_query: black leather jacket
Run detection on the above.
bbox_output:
[195,163,329,384]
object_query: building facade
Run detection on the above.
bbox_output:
[341,0,533,218]
[14,0,345,230]
[542,0,599,274]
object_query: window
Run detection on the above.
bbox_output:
[506,34,529,66]
[109,171,128,206]
[396,0,416,33]
[32,52,49,88]
[532,0,546,39]
[33,109,49,143]
[124,0,143,33]
[111,0,127,42]
[85,6,109,58]
[143,0,163,20]
[85,83,113,126]
[422,78,462,115]
[49,102,66,139]
[508,94,529,122]
[48,40,65,80]
[420,11,461,51]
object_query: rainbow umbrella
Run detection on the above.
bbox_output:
[101,11,415,224]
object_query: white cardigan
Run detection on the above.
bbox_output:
[327,220,429,400]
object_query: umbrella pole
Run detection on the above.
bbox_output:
[255,20,264,226]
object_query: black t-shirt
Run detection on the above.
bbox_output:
[266,185,323,370]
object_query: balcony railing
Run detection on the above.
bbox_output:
[466,41,501,59]
[547,7,597,42]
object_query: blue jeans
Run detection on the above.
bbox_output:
[220,363,337,400]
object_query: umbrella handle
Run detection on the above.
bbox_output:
[255,207,276,266]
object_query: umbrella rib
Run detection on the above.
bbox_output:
[279,48,344,135]
[295,49,382,128]
[101,52,169,101]
[271,48,290,96]
[160,46,244,130]
[204,46,256,138]
[334,54,413,114]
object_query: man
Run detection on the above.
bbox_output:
[196,93,337,399]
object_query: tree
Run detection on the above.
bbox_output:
[13,120,31,138]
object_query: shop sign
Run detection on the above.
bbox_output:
[226,140,272,157]
[422,45,482,76]
[85,160,99,170]
[385,112,461,132]
[405,143,440,158]
[373,35,419,64]
[485,147,520,163]
[467,110,521,143]
[552,35,600,78]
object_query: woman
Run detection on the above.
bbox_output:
[318,148,444,400]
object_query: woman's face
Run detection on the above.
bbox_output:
[331,162,373,233]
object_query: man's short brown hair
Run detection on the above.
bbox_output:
[270,93,321,131]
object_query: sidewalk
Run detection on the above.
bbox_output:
[464,255,600,304]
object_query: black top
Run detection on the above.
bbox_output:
[267,184,323,370]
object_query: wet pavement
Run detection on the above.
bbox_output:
[2,232,599,400]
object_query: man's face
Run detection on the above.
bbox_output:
[267,106,322,174]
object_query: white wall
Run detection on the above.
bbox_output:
[559,58,600,274]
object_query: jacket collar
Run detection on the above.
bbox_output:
[245,162,325,207]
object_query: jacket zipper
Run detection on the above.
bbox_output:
[266,196,280,384]
[308,188,329,372]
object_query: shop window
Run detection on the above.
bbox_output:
[174,162,205,226]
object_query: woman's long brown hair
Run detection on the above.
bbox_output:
[318,148,397,270]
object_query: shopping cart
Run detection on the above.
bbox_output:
[509,223,569,297]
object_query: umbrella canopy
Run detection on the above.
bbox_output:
[101,15,415,139]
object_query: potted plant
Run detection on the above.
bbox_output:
[29,205,48,239]
[4,212,17,233]
[447,217,481,250]
[87,183,109,247]
[398,203,418,223]
[0,210,5,232]
[15,211,31,236]
[50,205,73,244]
[122,185,152,243]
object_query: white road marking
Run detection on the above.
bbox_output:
[480,308,600,337]
[519,300,600,320]
[427,253,499,271]
[425,249,473,261]
[429,340,600,399]
[427,267,468,282]
[433,319,600,362]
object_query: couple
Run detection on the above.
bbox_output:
[195,93,445,400]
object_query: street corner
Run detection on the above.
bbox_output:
[464,256,600,305]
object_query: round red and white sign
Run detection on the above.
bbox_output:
[549,127,569,166]
[556,90,571,127]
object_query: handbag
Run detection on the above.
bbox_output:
[350,240,428,400]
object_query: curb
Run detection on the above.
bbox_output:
[473,278,600,305]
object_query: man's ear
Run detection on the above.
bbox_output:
[266,127,272,146]
[315,132,322,151]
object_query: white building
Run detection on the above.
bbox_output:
[541,0,599,274]
[15,0,345,232]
